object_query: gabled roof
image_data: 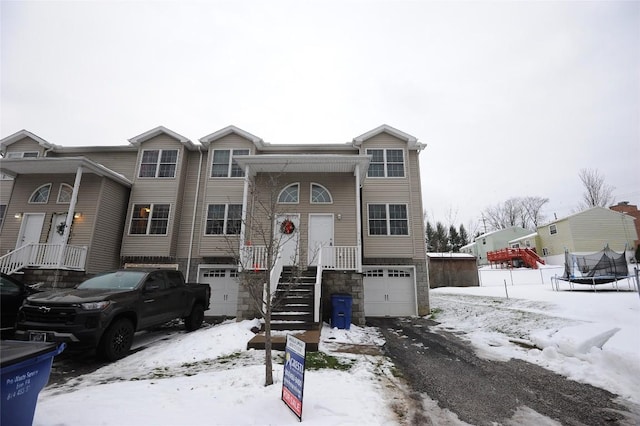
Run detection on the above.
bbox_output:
[0,130,59,154]
[352,124,426,151]
[128,126,197,150]
[541,206,635,227]
[199,125,264,148]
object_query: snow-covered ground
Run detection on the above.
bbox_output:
[32,268,640,425]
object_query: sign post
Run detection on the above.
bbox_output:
[282,334,306,421]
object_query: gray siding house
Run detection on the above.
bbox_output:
[0,125,430,325]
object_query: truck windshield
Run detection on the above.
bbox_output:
[77,271,147,290]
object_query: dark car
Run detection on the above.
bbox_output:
[0,273,40,336]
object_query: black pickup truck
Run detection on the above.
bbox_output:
[15,269,210,361]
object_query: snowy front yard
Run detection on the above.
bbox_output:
[34,271,640,425]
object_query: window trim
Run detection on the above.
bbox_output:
[138,149,179,179]
[367,203,410,236]
[6,151,39,158]
[29,183,52,204]
[278,183,300,204]
[204,203,243,236]
[310,183,333,204]
[210,149,250,178]
[366,148,406,178]
[57,183,73,204]
[549,224,557,235]
[128,203,171,236]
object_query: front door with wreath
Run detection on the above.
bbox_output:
[275,214,300,266]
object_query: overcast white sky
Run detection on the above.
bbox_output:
[2,1,638,233]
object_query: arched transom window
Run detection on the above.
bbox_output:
[29,184,51,204]
[278,183,299,204]
[57,184,73,204]
[310,183,332,204]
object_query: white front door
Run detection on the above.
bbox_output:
[308,214,334,266]
[48,213,69,245]
[16,213,45,249]
[44,213,69,264]
[14,213,46,267]
[275,214,300,266]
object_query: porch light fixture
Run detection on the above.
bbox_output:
[74,212,82,219]
[337,214,342,220]
[14,212,22,219]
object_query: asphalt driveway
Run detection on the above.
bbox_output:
[367,317,640,426]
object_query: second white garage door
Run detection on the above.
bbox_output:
[363,268,416,317]
[198,267,239,317]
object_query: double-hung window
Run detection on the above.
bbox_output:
[368,204,409,236]
[205,204,242,235]
[366,149,405,177]
[130,204,170,235]
[549,224,558,235]
[211,149,249,178]
[139,149,178,178]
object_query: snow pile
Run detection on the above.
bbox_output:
[430,280,640,404]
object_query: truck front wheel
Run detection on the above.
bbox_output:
[98,318,134,361]
[184,304,204,331]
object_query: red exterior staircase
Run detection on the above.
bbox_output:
[487,248,545,269]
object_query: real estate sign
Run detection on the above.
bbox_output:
[282,334,306,420]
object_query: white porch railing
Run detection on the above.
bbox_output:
[314,248,323,323]
[240,244,360,324]
[320,246,361,271]
[0,243,88,275]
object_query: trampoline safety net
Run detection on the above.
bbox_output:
[564,246,628,279]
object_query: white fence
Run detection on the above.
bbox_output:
[478,266,564,287]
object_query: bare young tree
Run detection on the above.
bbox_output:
[221,171,308,386]
[577,168,615,210]
[521,196,549,228]
[482,196,548,231]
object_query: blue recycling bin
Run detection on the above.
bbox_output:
[1,341,65,426]
[331,293,352,330]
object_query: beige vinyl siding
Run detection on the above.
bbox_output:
[120,135,189,257]
[3,137,45,156]
[0,180,14,203]
[61,151,138,180]
[360,133,416,258]
[203,172,359,261]
[87,178,129,273]
[537,208,637,256]
[406,149,427,260]
[568,208,636,252]
[197,135,254,256]
[0,174,105,250]
[176,150,206,258]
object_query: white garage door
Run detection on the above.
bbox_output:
[199,268,239,317]
[364,268,416,317]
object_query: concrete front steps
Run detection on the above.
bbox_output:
[247,266,321,351]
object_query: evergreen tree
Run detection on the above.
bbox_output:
[459,224,469,247]
[449,225,461,252]
[425,221,435,252]
[434,222,449,252]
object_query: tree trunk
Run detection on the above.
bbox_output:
[264,281,274,386]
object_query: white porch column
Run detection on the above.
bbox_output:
[58,166,83,268]
[355,164,362,272]
[239,165,250,272]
